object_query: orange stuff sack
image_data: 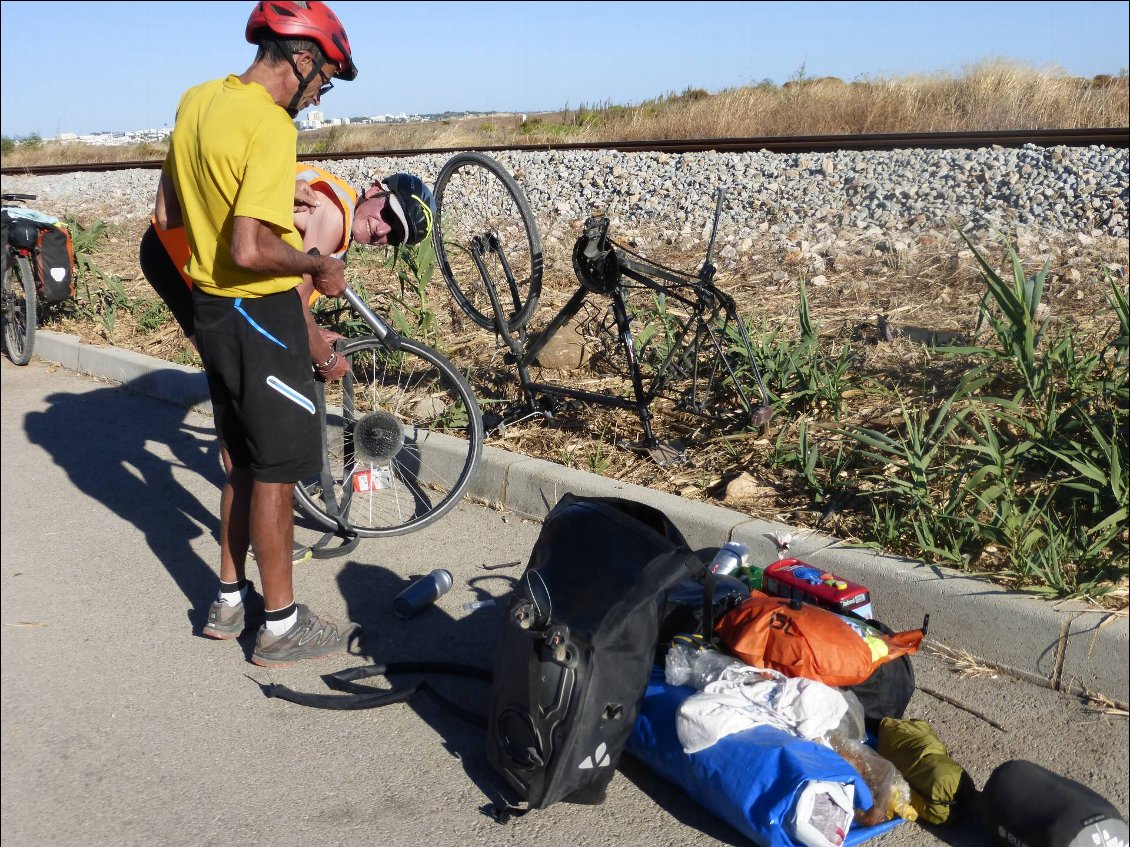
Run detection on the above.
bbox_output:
[715,591,925,687]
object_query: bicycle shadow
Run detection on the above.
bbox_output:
[23,370,225,626]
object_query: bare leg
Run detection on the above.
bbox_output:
[249,480,296,611]
[219,465,252,585]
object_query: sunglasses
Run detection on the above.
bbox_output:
[359,188,405,243]
[314,66,334,99]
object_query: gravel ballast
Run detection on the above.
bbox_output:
[3,142,1127,276]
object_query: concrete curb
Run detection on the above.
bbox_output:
[31,330,1129,704]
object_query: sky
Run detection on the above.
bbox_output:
[1,0,1127,139]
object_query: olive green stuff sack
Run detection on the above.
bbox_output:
[877,717,974,824]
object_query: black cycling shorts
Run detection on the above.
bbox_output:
[139,224,195,337]
[192,286,320,483]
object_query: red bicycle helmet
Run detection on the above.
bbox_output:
[245,1,357,81]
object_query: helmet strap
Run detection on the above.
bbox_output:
[274,38,326,118]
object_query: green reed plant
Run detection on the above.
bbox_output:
[632,291,679,365]
[841,387,969,512]
[343,237,440,347]
[815,233,1127,598]
[949,232,1052,397]
[768,416,852,511]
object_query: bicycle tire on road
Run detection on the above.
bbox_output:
[2,251,36,366]
[293,335,484,537]
[433,152,543,333]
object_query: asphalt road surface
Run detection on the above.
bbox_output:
[2,357,1126,846]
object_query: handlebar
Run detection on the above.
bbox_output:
[1,193,36,203]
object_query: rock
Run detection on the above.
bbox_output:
[722,471,777,503]
[533,319,591,370]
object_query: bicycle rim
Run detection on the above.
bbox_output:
[433,152,542,333]
[2,253,36,366]
[294,337,484,537]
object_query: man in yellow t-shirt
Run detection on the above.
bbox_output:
[157,1,359,667]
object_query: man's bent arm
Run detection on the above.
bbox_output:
[231,215,346,296]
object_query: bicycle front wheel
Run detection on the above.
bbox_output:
[294,336,484,537]
[433,152,542,333]
[2,251,36,366]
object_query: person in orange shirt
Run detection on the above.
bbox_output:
[141,165,434,354]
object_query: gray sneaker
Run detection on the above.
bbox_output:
[202,584,265,640]
[251,604,357,668]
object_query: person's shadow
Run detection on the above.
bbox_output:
[23,371,225,628]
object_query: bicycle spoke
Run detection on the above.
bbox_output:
[295,336,483,537]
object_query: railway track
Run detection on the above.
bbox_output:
[2,127,1126,176]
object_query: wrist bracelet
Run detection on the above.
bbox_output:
[314,351,337,371]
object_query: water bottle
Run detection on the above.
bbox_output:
[738,564,766,591]
[708,541,748,577]
[393,568,454,619]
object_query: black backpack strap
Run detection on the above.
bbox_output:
[676,548,725,646]
[266,661,491,727]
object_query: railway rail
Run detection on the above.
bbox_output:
[2,127,1126,177]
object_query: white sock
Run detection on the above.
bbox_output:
[218,584,248,606]
[265,608,298,635]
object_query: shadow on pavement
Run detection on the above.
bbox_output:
[333,560,510,809]
[255,560,780,842]
[23,372,224,625]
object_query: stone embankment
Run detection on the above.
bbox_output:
[3,142,1127,279]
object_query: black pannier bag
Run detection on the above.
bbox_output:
[4,214,40,251]
[487,493,703,813]
[34,223,75,303]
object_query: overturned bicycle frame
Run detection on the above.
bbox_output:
[464,191,773,455]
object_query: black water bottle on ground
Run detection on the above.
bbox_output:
[393,568,454,619]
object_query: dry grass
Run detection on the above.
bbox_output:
[4,61,1126,167]
[924,643,1001,679]
[1083,691,1130,716]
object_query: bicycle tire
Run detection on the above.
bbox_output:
[294,335,484,537]
[2,251,36,366]
[433,152,542,333]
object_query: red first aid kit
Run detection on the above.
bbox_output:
[763,558,874,619]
